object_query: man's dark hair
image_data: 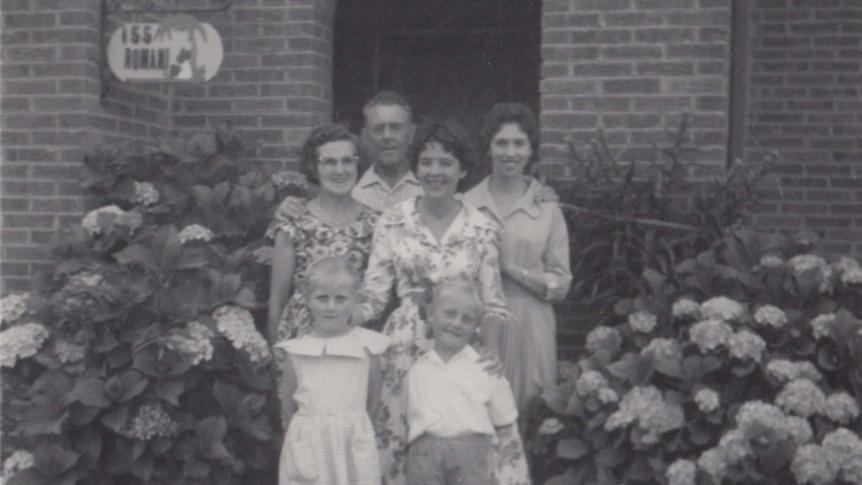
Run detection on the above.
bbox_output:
[362,90,414,123]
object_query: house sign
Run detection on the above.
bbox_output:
[106,15,223,82]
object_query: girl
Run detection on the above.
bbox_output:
[274,256,390,485]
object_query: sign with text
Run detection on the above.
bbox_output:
[106,15,223,82]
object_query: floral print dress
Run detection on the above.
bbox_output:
[357,197,532,485]
[267,204,378,341]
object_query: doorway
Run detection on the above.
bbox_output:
[332,0,541,182]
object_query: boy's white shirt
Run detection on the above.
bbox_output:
[406,344,518,443]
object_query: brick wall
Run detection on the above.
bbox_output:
[539,0,732,179]
[746,0,862,255]
[1,0,336,292]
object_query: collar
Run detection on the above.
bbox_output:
[357,166,420,190]
[420,344,480,366]
[466,177,543,220]
[380,197,500,234]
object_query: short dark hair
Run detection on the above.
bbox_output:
[481,103,540,165]
[362,90,414,123]
[299,124,361,185]
[408,118,476,191]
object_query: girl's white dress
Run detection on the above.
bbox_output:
[276,327,390,485]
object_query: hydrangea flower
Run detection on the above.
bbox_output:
[699,296,745,322]
[584,325,621,354]
[809,313,836,339]
[791,444,838,485]
[557,360,579,383]
[122,402,177,441]
[2,450,34,479]
[718,429,751,462]
[787,254,833,293]
[727,329,766,362]
[824,392,860,425]
[178,224,214,244]
[82,205,141,235]
[671,298,700,319]
[822,428,862,484]
[271,170,309,191]
[735,401,789,435]
[759,254,784,268]
[785,415,814,445]
[628,310,657,333]
[165,321,214,366]
[753,305,788,328]
[597,388,619,404]
[776,378,826,418]
[842,267,862,285]
[54,340,86,364]
[666,458,697,485]
[133,181,159,206]
[833,256,862,285]
[0,293,28,326]
[695,388,720,413]
[640,337,682,362]
[697,447,727,483]
[688,319,733,353]
[0,323,50,367]
[575,370,609,397]
[212,305,271,364]
[537,417,564,435]
[605,386,684,444]
[251,246,274,265]
[765,359,823,384]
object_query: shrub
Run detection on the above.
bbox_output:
[0,127,308,485]
[529,229,862,484]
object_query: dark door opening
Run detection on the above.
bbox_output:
[333,0,541,182]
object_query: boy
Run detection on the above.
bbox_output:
[406,279,519,485]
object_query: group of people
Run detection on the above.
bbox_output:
[267,91,572,485]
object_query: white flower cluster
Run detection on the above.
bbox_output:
[54,340,86,364]
[694,388,720,413]
[0,323,50,367]
[123,402,177,441]
[628,310,657,333]
[753,305,788,328]
[787,254,833,293]
[699,296,745,322]
[824,392,860,425]
[575,370,608,396]
[81,205,142,235]
[809,313,836,339]
[758,254,784,268]
[671,298,700,319]
[0,293,28,326]
[2,450,34,480]
[178,224,214,244]
[833,256,862,285]
[791,428,862,484]
[271,170,309,191]
[765,359,822,383]
[212,305,271,364]
[775,378,827,418]
[251,246,274,265]
[665,458,697,485]
[605,386,684,444]
[640,338,682,362]
[688,319,734,353]
[537,417,564,435]
[584,325,620,354]
[133,181,159,206]
[727,329,766,362]
[165,321,214,366]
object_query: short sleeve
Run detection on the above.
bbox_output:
[266,215,301,244]
[487,376,518,427]
[356,327,391,355]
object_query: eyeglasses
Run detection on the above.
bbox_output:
[318,155,360,166]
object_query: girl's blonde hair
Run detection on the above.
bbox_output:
[301,256,361,296]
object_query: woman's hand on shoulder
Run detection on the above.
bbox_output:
[533,184,560,204]
[276,196,307,220]
[474,344,504,377]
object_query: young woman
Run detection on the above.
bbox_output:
[463,103,573,417]
[267,124,378,343]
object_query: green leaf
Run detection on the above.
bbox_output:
[557,439,590,460]
[118,370,149,402]
[132,452,153,482]
[100,405,129,433]
[72,377,111,408]
[642,268,666,294]
[5,469,49,485]
[154,378,186,406]
[114,244,159,274]
[34,443,79,476]
[607,353,649,384]
[196,415,227,444]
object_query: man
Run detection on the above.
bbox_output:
[278,90,422,216]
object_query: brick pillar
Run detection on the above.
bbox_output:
[540,0,732,179]
[1,0,104,292]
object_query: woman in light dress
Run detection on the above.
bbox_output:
[463,103,573,418]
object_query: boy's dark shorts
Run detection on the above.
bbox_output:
[406,433,492,485]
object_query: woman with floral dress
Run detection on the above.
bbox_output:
[267,124,378,344]
[354,118,532,485]
[463,103,572,418]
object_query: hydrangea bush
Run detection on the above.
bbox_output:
[529,229,862,484]
[0,127,309,485]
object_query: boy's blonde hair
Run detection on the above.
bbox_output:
[301,256,361,296]
[421,277,482,321]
